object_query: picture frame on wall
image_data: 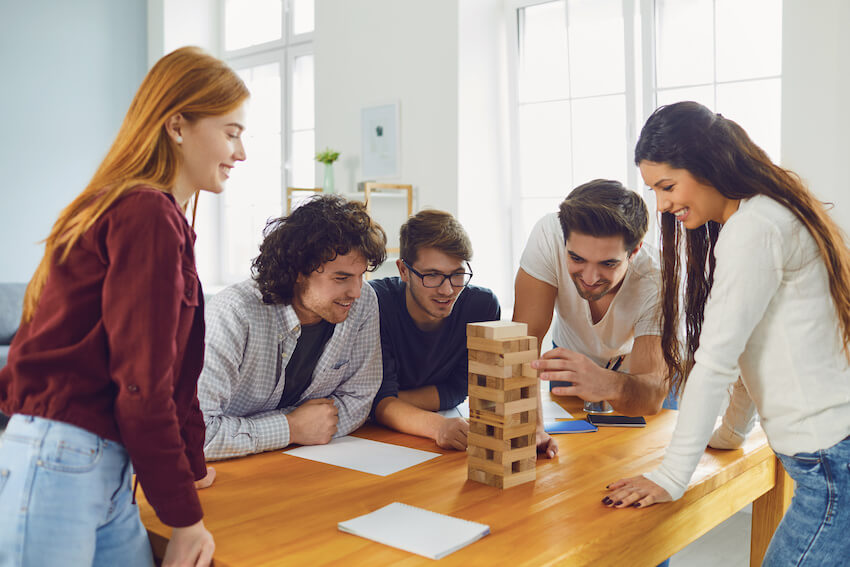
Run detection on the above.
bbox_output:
[361,102,400,178]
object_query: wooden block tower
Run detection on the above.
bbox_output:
[466,321,539,489]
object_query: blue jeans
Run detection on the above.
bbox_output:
[0,415,154,567]
[763,435,850,566]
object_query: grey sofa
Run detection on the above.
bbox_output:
[0,283,26,370]
[1,283,26,430]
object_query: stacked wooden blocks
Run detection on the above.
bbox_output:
[466,321,539,489]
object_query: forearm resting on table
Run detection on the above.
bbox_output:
[375,396,444,440]
[612,371,668,416]
[397,385,441,411]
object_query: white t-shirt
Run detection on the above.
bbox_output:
[645,195,850,500]
[519,213,662,366]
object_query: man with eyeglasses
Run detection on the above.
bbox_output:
[369,210,499,450]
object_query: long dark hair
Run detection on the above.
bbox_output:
[252,195,387,305]
[635,101,850,393]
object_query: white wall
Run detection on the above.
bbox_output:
[314,0,459,213]
[458,0,515,311]
[781,0,850,235]
[0,0,147,282]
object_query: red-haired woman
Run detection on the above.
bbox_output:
[604,101,850,566]
[0,47,248,567]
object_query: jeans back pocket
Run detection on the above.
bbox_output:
[41,438,103,474]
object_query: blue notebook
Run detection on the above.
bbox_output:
[545,420,598,434]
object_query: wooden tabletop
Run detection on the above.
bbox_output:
[139,396,784,566]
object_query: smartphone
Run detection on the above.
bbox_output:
[586,414,646,428]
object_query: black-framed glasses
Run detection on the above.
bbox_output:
[403,260,473,288]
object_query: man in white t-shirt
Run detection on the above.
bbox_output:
[514,179,669,450]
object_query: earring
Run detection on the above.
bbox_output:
[175,135,183,143]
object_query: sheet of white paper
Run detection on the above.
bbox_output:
[339,502,490,560]
[437,400,469,419]
[437,407,461,418]
[456,399,469,418]
[283,436,440,476]
[543,400,573,421]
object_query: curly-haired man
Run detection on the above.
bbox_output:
[198,195,387,460]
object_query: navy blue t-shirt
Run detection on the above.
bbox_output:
[369,277,500,413]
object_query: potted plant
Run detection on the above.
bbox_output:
[315,148,340,193]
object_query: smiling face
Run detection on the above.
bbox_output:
[172,103,247,204]
[292,250,367,325]
[398,247,468,330]
[566,232,636,302]
[639,161,739,228]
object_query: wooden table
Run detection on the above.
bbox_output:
[139,397,791,566]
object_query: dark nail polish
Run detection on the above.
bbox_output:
[605,484,610,489]
[614,501,622,506]
[632,502,641,508]
[602,497,612,505]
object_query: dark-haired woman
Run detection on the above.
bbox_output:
[604,101,850,565]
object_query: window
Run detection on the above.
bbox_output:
[509,0,782,258]
[195,0,315,288]
[512,0,631,261]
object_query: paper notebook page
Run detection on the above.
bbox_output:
[543,400,573,421]
[283,436,439,476]
[338,502,490,560]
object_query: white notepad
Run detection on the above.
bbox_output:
[338,502,490,560]
[283,436,440,476]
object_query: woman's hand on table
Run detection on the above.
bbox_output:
[603,475,671,509]
[194,466,216,490]
[163,519,215,567]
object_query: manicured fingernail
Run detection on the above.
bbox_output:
[632,502,641,508]
[605,484,610,489]
[614,501,622,506]
[602,497,612,505]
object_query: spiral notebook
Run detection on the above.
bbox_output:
[338,502,490,560]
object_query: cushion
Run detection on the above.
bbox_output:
[0,283,27,345]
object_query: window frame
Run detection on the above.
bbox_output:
[207,0,314,288]
[505,0,782,266]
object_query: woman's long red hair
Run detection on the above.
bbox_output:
[22,46,249,323]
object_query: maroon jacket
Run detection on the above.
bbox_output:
[0,187,206,527]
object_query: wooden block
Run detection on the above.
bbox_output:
[468,385,528,404]
[469,395,537,417]
[466,431,534,453]
[468,374,538,392]
[469,409,537,429]
[467,467,536,489]
[467,467,501,488]
[468,455,513,475]
[468,444,536,465]
[499,468,536,489]
[468,420,537,439]
[468,385,506,404]
[522,362,538,378]
[467,336,537,354]
[467,432,511,452]
[467,321,529,340]
[469,349,537,367]
[468,360,524,378]
[511,456,536,473]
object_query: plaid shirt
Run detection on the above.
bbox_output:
[198,279,382,460]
